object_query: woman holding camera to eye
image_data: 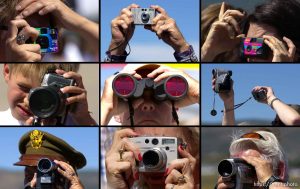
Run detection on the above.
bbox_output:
[104,127,199,189]
[202,0,300,62]
[0,0,99,62]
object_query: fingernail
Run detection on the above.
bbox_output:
[16,5,21,11]
[179,144,184,151]
[134,171,139,180]
[23,11,28,16]
[164,168,169,176]
[138,153,143,161]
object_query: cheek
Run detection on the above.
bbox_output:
[7,85,26,107]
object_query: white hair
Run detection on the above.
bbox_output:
[229,130,288,181]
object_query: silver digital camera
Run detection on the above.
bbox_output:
[131,8,157,25]
[129,136,182,172]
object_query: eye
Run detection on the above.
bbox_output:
[18,84,30,93]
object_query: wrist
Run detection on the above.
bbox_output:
[201,42,217,61]
[173,41,190,53]
[108,41,127,55]
[101,102,114,125]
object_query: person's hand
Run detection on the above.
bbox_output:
[165,143,197,189]
[101,70,144,125]
[144,5,190,53]
[201,2,245,61]
[252,86,276,105]
[240,150,273,184]
[212,78,234,106]
[108,4,139,55]
[54,160,84,189]
[55,69,96,125]
[146,65,199,108]
[263,35,296,62]
[5,19,41,62]
[105,129,142,189]
[216,176,235,189]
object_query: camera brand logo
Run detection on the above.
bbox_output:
[30,130,44,149]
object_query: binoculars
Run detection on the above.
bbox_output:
[112,73,188,101]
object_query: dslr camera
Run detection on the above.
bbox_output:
[131,8,157,25]
[218,158,256,189]
[241,37,270,58]
[212,69,232,93]
[252,89,267,101]
[26,27,59,53]
[28,73,75,124]
[36,158,58,189]
[129,136,182,172]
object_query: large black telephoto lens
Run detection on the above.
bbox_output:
[29,85,65,119]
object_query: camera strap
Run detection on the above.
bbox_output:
[128,99,134,126]
[172,101,179,126]
[211,92,253,116]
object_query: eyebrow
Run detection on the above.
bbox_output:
[18,82,32,89]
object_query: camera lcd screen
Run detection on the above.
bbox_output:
[162,138,175,145]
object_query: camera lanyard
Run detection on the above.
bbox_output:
[211,92,252,116]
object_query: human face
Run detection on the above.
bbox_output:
[246,22,280,62]
[3,65,40,123]
[122,90,176,125]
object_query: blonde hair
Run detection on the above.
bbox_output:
[8,64,80,81]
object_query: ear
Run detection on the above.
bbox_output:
[3,64,10,83]
[277,160,286,181]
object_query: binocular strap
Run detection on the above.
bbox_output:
[172,101,179,126]
[128,99,134,126]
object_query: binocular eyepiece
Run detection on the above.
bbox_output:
[112,73,188,101]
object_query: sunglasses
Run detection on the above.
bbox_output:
[239,132,266,140]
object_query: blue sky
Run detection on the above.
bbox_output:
[0,128,99,171]
[101,0,199,61]
[201,64,300,124]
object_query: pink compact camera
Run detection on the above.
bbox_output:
[241,37,270,57]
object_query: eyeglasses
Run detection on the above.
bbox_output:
[239,132,265,140]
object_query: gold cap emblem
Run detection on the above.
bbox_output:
[30,130,44,149]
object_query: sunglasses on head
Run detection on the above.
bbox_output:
[239,132,266,140]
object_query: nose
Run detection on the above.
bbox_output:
[24,94,29,108]
[141,101,155,112]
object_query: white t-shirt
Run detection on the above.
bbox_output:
[0,108,76,125]
[0,108,22,125]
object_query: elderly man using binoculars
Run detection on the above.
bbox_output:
[101,64,199,126]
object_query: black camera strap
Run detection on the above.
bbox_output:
[172,101,179,126]
[128,99,134,126]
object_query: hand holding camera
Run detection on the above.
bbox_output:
[5,19,42,62]
[252,86,276,105]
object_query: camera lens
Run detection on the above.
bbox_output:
[112,74,136,97]
[29,86,63,119]
[37,158,57,173]
[165,76,188,99]
[141,12,150,23]
[152,138,159,145]
[36,36,49,49]
[40,28,48,34]
[218,160,234,177]
[246,45,252,52]
[143,150,160,167]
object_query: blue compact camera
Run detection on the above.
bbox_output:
[26,27,59,53]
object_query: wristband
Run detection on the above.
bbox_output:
[263,175,282,189]
[269,98,280,109]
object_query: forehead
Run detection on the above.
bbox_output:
[247,22,279,38]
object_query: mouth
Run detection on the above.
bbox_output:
[17,105,33,117]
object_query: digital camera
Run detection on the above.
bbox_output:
[36,158,58,189]
[212,69,232,93]
[28,73,74,123]
[112,73,188,101]
[218,158,256,189]
[252,89,267,101]
[241,37,270,58]
[26,27,59,53]
[131,8,157,25]
[129,137,182,172]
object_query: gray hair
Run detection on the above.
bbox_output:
[229,130,288,181]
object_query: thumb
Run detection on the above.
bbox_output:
[30,173,37,188]
[236,34,245,38]
[24,117,34,125]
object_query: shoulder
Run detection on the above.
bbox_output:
[0,109,21,125]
